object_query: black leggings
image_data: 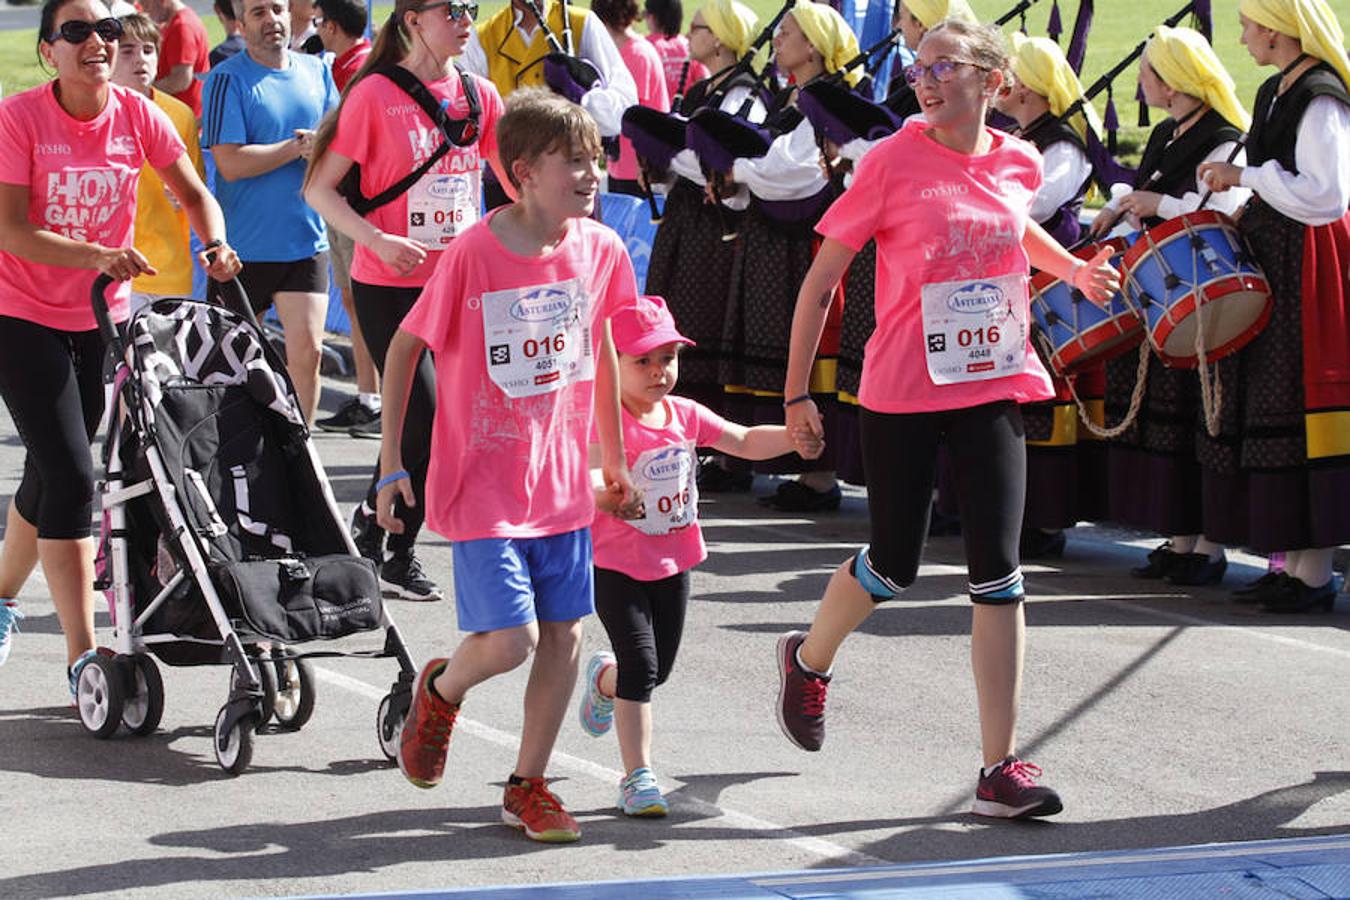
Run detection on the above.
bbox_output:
[352,280,435,552]
[593,567,690,702]
[0,316,106,539]
[860,401,1026,603]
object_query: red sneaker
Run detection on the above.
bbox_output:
[972,756,1063,819]
[398,659,458,789]
[775,631,830,751]
[502,777,581,843]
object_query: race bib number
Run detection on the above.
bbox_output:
[626,442,698,536]
[920,273,1028,385]
[482,278,593,399]
[407,169,480,246]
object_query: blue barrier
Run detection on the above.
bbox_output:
[598,191,663,293]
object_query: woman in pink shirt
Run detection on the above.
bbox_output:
[644,0,708,103]
[773,20,1117,820]
[0,0,238,688]
[592,0,669,197]
[304,0,509,603]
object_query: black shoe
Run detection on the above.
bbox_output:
[381,550,443,602]
[348,406,382,440]
[1232,571,1285,604]
[1166,553,1227,586]
[1131,542,1180,579]
[349,504,384,566]
[317,398,380,434]
[1260,575,1338,614]
[759,481,842,512]
[1019,529,1066,560]
[697,462,754,493]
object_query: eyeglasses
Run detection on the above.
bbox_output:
[421,1,478,21]
[312,14,325,26]
[46,17,124,44]
[903,59,987,86]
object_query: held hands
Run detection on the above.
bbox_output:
[597,481,645,519]
[1198,161,1243,193]
[786,399,826,461]
[1070,246,1121,307]
[95,246,156,281]
[198,241,242,281]
[371,231,428,276]
[601,462,643,521]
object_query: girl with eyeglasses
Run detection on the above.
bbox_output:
[0,0,239,686]
[775,19,1118,819]
[303,0,509,604]
[1196,0,1350,613]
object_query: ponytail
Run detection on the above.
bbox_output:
[304,9,414,192]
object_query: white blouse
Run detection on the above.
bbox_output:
[1240,94,1350,226]
[731,114,829,202]
[1032,140,1093,226]
[1101,141,1251,232]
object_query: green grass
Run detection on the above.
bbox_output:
[4,0,1348,158]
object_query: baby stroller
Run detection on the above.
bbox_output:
[81,275,416,775]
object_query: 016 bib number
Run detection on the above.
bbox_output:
[920,273,1028,385]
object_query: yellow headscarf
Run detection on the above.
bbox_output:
[1009,32,1103,141]
[903,0,978,30]
[788,1,864,88]
[1240,0,1350,91]
[701,0,760,58]
[1145,26,1252,131]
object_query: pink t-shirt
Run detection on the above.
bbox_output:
[817,120,1054,413]
[0,83,185,331]
[646,34,709,103]
[592,396,726,581]
[329,68,505,288]
[611,38,670,182]
[400,211,639,542]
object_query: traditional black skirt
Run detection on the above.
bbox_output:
[1200,199,1350,551]
[645,178,741,413]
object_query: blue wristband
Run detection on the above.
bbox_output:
[375,469,409,491]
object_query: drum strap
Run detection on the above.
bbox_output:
[1066,340,1150,439]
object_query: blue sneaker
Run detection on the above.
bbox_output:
[578,650,615,737]
[618,767,669,817]
[68,648,101,703]
[0,601,21,666]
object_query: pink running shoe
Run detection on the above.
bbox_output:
[972,756,1063,819]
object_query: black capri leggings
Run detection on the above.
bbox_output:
[352,280,435,553]
[860,401,1027,603]
[593,567,690,702]
[0,315,107,539]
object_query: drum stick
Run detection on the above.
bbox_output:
[1195,138,1247,212]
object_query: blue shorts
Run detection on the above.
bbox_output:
[450,528,595,633]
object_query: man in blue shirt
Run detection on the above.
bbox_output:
[203,0,337,422]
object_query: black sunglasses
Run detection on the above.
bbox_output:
[421,1,478,20]
[47,17,124,44]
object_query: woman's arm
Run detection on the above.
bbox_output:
[1022,218,1119,304]
[156,154,241,281]
[302,148,429,276]
[782,237,855,454]
[0,182,153,280]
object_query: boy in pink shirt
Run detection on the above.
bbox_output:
[575,295,804,817]
[374,90,637,844]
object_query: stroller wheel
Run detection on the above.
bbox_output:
[376,693,405,763]
[213,704,256,775]
[120,655,165,737]
[77,653,126,740]
[271,658,316,731]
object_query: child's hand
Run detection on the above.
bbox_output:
[787,399,826,460]
[375,470,415,534]
[602,463,642,518]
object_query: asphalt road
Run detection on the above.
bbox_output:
[2,374,1348,899]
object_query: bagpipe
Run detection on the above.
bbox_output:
[621,1,794,236]
[518,0,605,107]
[796,27,906,151]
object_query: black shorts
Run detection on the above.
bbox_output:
[229,253,330,314]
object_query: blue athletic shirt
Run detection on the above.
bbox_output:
[202,50,337,262]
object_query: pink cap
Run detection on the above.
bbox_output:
[609,295,696,356]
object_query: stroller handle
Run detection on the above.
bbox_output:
[90,274,122,347]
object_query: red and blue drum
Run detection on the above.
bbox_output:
[1120,210,1272,368]
[1030,237,1142,377]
